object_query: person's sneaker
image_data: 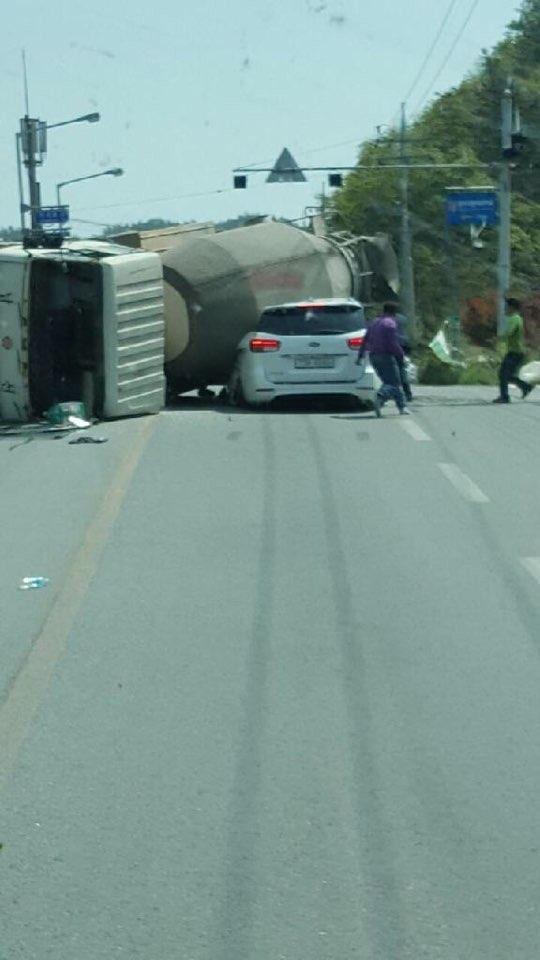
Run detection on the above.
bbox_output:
[492,397,510,404]
[522,383,534,399]
[399,407,412,415]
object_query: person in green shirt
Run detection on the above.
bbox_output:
[493,297,534,404]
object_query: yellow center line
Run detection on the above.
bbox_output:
[0,415,157,791]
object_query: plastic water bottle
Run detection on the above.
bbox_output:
[19,577,50,590]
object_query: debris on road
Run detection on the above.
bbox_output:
[520,361,540,385]
[19,577,50,590]
[68,416,91,429]
[46,402,88,426]
[46,403,92,430]
[0,418,90,440]
[0,423,65,438]
[68,436,109,445]
[9,437,33,452]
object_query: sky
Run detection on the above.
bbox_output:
[1,0,522,235]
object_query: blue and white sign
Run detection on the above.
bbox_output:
[445,190,498,227]
[446,189,499,227]
[35,205,70,225]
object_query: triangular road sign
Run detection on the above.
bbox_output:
[266,147,307,183]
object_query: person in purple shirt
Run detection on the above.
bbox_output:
[356,302,411,416]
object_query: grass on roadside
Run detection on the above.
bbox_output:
[416,342,500,386]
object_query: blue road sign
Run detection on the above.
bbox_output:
[35,205,69,225]
[445,190,498,227]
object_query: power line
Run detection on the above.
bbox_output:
[302,137,362,156]
[75,186,234,213]
[70,218,114,227]
[414,0,482,113]
[241,136,363,170]
[403,0,461,104]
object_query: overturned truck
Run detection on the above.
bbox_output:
[0,240,165,422]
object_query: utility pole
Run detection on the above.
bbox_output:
[18,52,43,233]
[399,103,417,339]
[321,178,327,227]
[497,84,513,335]
[20,116,44,230]
[15,132,26,233]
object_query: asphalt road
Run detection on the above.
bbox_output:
[2,386,540,959]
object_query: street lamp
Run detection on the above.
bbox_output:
[47,112,100,131]
[17,111,102,231]
[56,168,124,206]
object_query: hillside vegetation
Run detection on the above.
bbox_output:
[331,0,540,352]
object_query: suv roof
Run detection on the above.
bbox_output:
[262,297,362,312]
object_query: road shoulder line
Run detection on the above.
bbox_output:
[0,416,157,791]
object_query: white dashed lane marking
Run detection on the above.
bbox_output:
[438,463,490,503]
[521,558,540,585]
[400,419,431,442]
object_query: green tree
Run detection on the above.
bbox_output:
[331,0,540,338]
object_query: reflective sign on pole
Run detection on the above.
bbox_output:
[35,205,70,225]
[445,189,498,226]
[267,148,307,183]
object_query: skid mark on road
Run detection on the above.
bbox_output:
[0,416,157,791]
[305,416,409,957]
[400,419,431,442]
[438,463,489,503]
[215,419,277,960]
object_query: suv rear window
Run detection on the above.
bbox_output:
[260,304,364,336]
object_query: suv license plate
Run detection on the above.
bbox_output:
[294,357,335,369]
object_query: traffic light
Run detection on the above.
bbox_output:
[503,131,528,159]
[233,175,247,189]
[328,173,343,188]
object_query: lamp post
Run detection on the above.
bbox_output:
[17,111,101,231]
[56,168,124,207]
[47,112,100,131]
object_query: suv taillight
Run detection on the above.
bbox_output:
[249,337,281,352]
[347,336,364,349]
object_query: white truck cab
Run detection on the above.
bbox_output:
[0,240,165,422]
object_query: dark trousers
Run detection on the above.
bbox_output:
[397,357,413,402]
[499,352,527,401]
[370,353,406,410]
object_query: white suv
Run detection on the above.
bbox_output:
[227,298,379,407]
